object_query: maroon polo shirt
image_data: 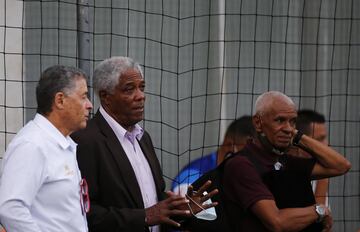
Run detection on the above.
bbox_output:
[223,142,275,211]
[223,141,316,231]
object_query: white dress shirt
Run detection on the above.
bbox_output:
[0,114,88,232]
[100,106,159,232]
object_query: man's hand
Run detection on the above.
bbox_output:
[145,191,191,227]
[186,180,218,215]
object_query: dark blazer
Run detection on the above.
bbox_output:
[71,110,166,232]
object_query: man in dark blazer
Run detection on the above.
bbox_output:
[72,56,214,232]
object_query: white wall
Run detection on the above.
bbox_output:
[0,0,23,158]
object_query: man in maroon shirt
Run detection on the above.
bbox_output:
[223,91,351,232]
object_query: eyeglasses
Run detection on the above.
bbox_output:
[80,178,90,214]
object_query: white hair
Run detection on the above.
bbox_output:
[255,91,295,116]
[93,56,143,95]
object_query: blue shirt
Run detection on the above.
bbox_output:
[171,152,217,196]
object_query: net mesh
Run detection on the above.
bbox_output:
[1,0,360,230]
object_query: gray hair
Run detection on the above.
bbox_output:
[93,56,143,95]
[255,91,295,116]
[36,65,87,115]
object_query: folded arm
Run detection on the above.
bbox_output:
[296,133,351,179]
[251,200,332,232]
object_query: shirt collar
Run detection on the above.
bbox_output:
[33,113,77,151]
[246,141,282,169]
[99,106,144,141]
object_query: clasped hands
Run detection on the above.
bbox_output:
[145,180,218,227]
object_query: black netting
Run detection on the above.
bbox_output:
[1,0,359,230]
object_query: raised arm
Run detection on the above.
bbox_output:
[295,132,351,179]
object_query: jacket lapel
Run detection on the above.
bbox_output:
[95,111,144,208]
[138,136,164,198]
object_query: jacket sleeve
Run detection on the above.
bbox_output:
[73,131,147,232]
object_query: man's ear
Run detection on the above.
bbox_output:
[53,92,66,110]
[253,115,262,133]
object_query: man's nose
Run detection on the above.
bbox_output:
[283,121,294,132]
[134,88,145,100]
[86,98,93,109]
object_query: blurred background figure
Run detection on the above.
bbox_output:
[295,109,329,206]
[171,115,255,196]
